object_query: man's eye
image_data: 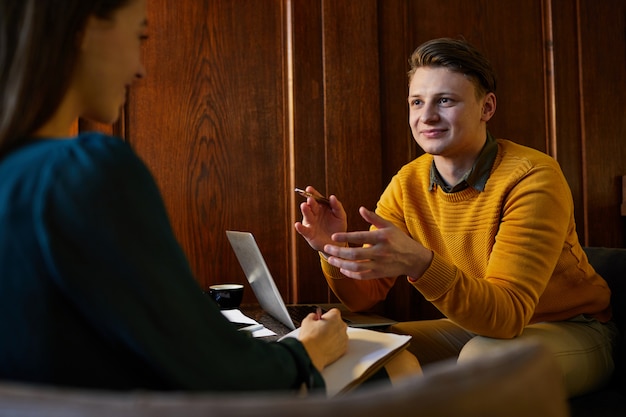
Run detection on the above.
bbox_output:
[410,99,422,106]
[439,97,455,106]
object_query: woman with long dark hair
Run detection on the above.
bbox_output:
[0,0,348,391]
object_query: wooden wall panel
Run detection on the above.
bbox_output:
[549,0,585,241]
[378,0,418,183]
[127,0,290,304]
[289,0,384,303]
[577,0,626,247]
[290,0,330,303]
[320,0,383,230]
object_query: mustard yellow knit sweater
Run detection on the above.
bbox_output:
[321,139,611,338]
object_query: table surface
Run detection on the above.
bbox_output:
[240,304,291,341]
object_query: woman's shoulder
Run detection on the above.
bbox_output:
[3,132,151,197]
[2,132,137,169]
[72,132,139,166]
[58,132,152,190]
[57,132,143,173]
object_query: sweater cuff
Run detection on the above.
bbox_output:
[319,252,345,280]
[408,252,457,300]
[279,337,325,391]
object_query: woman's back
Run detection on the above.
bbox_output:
[0,0,349,392]
[0,133,195,389]
[0,133,316,391]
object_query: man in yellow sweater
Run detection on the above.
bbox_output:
[295,38,616,397]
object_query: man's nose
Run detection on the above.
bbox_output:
[421,103,439,123]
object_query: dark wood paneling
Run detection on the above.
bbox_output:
[127,0,289,304]
[290,0,331,303]
[550,0,585,242]
[321,0,383,229]
[378,0,418,184]
[290,0,384,303]
[578,0,626,247]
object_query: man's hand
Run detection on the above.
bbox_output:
[323,207,433,280]
[294,186,348,252]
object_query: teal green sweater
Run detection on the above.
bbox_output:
[0,133,322,391]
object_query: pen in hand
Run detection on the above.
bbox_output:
[295,188,331,206]
[315,306,323,320]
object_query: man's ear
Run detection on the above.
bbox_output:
[481,92,497,122]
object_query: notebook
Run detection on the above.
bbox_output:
[225,230,397,331]
[280,326,411,397]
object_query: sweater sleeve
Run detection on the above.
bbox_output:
[35,134,323,391]
[318,174,408,311]
[320,253,397,312]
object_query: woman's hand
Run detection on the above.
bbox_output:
[298,308,348,371]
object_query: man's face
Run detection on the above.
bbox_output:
[407,66,495,166]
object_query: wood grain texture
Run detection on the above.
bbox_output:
[321,0,383,228]
[126,0,289,304]
[577,0,626,247]
[290,0,332,303]
[549,0,585,241]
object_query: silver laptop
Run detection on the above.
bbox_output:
[225,230,397,331]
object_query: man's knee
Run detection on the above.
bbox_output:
[458,335,512,364]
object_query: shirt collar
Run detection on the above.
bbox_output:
[429,132,498,193]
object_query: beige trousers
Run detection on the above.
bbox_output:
[389,316,617,398]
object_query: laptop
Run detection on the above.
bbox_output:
[225,230,397,331]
